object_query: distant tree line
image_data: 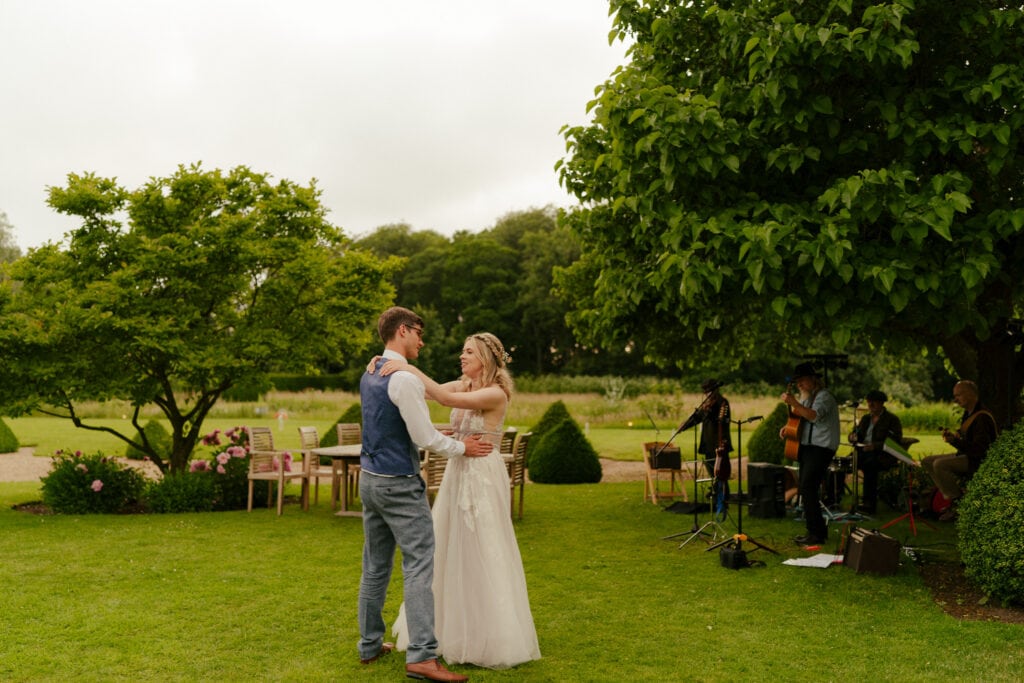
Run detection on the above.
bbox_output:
[338,207,658,384]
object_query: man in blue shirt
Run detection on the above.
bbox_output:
[780,362,840,546]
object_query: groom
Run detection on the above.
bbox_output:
[357,306,490,682]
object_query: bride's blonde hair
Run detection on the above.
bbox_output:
[462,332,514,399]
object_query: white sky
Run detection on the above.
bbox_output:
[0,0,629,250]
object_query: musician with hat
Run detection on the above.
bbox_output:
[848,389,903,514]
[780,362,840,546]
[697,379,732,501]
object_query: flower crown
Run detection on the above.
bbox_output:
[473,334,512,367]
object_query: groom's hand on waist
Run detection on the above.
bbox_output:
[461,434,492,457]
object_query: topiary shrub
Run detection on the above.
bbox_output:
[41,450,147,514]
[530,400,573,441]
[528,418,602,484]
[0,417,20,453]
[318,403,362,448]
[147,472,216,513]
[958,422,1024,605]
[529,400,576,467]
[746,402,790,464]
[125,418,172,461]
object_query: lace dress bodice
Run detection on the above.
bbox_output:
[449,406,504,450]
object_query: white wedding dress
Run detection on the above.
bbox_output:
[393,406,541,669]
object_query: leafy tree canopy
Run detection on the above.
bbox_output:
[557,0,1024,425]
[0,211,22,264]
[0,164,395,471]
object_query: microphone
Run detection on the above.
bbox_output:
[743,416,763,424]
[642,408,660,439]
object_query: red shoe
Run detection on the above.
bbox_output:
[405,658,468,682]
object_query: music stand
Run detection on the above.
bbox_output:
[879,439,937,537]
[707,416,778,558]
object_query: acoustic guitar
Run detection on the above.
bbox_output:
[780,383,801,461]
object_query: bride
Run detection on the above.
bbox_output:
[374,332,541,670]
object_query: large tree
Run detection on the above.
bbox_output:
[0,164,394,472]
[0,211,22,264]
[557,0,1024,425]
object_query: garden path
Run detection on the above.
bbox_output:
[0,448,160,481]
[0,448,647,483]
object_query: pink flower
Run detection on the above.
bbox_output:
[201,429,222,446]
[76,463,88,473]
[227,446,246,458]
[75,450,83,457]
[190,460,209,473]
[216,452,230,465]
[283,452,292,472]
[216,464,226,474]
[91,480,104,492]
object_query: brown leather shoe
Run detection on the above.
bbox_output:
[405,658,468,682]
[360,641,395,665]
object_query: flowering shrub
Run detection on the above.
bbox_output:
[146,471,216,513]
[191,426,288,510]
[41,450,147,514]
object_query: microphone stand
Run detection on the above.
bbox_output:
[707,416,778,561]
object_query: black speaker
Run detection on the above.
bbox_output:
[747,463,786,518]
[646,444,681,470]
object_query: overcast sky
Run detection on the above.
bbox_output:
[0,0,629,251]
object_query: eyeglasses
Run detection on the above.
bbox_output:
[404,324,423,339]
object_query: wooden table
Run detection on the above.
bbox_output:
[311,444,362,517]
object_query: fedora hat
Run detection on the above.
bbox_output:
[790,362,821,380]
[701,378,725,393]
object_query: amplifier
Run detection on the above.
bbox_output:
[747,462,786,518]
[645,443,681,470]
[845,528,901,575]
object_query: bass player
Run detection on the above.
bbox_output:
[779,362,840,547]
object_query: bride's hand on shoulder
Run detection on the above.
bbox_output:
[379,358,408,377]
[365,355,382,373]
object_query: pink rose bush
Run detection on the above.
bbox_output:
[40,449,146,514]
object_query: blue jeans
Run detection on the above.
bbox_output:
[358,472,437,664]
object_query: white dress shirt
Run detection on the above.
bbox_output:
[382,349,465,459]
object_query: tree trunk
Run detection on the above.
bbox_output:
[944,331,1024,430]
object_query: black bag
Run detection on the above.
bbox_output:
[720,545,749,570]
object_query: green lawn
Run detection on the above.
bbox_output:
[1,472,1019,681]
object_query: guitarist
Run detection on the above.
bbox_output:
[920,380,998,522]
[779,362,840,547]
[697,378,732,510]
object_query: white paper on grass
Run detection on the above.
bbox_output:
[782,553,843,568]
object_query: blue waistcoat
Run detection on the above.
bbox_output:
[359,361,420,476]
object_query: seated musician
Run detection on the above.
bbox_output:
[920,380,998,521]
[848,390,903,514]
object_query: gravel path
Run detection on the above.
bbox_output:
[0,448,162,482]
[1,449,650,483]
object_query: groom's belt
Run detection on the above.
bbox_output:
[361,469,419,479]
